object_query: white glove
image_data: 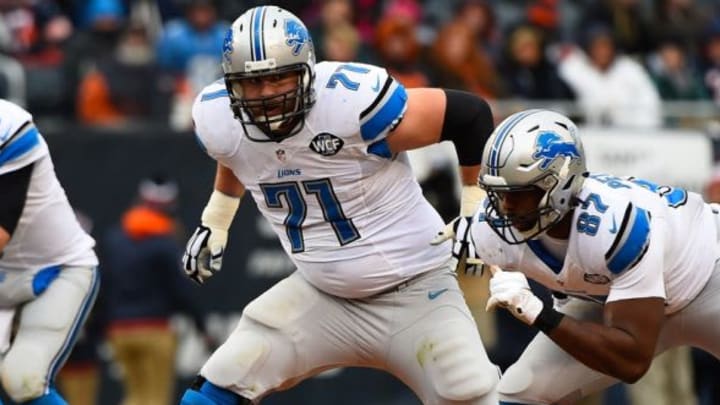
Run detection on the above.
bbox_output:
[486,271,544,325]
[183,190,239,285]
[183,225,228,285]
[431,216,485,275]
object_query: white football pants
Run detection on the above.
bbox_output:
[201,264,500,404]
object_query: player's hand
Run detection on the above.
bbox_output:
[486,270,544,326]
[431,216,485,275]
[183,225,228,285]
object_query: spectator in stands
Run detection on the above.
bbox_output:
[649,37,708,100]
[103,175,210,405]
[452,0,501,61]
[579,0,654,56]
[373,13,429,88]
[701,19,720,106]
[526,0,561,40]
[76,23,172,126]
[0,34,26,107]
[649,0,709,61]
[157,0,227,131]
[155,0,227,74]
[1,0,72,114]
[558,25,662,128]
[321,22,362,62]
[308,0,354,61]
[430,21,503,98]
[62,0,126,118]
[499,24,574,100]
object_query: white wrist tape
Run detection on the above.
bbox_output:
[461,185,486,217]
[201,190,240,231]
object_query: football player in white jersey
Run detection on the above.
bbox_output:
[440,109,720,404]
[0,99,99,404]
[180,5,501,405]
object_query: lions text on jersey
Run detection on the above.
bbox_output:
[471,173,719,314]
[193,62,450,298]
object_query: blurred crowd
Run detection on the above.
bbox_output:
[0,0,719,132]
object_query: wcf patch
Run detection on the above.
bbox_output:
[309,133,343,156]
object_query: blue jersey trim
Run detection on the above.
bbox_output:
[527,239,564,274]
[367,138,392,158]
[200,89,229,102]
[360,84,407,142]
[607,207,651,274]
[0,126,40,167]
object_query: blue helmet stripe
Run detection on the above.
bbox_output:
[489,110,536,176]
[253,6,265,61]
[248,8,256,61]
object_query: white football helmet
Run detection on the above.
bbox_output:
[222,6,316,141]
[479,109,587,244]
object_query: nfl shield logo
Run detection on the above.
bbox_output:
[276,149,286,162]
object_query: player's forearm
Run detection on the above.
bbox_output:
[460,165,480,186]
[214,163,245,198]
[546,316,652,383]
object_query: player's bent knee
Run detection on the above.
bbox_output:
[1,346,50,402]
[422,334,500,401]
[497,363,537,402]
[201,326,271,389]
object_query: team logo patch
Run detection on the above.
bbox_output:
[583,273,610,285]
[276,149,286,162]
[309,133,343,156]
[284,19,310,56]
[532,131,580,170]
[222,28,234,64]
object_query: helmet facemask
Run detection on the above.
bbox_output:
[482,170,570,244]
[225,63,315,142]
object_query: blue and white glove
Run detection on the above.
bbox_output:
[183,191,239,285]
[183,225,227,285]
[486,270,544,325]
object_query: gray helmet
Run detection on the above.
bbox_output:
[479,109,587,244]
[222,6,316,141]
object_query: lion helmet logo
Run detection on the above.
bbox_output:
[532,131,580,170]
[222,28,234,64]
[284,19,309,56]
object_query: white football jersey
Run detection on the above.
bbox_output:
[0,100,97,275]
[193,62,450,298]
[471,173,719,314]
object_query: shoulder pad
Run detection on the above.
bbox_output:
[192,81,239,159]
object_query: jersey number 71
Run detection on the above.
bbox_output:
[260,179,360,253]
